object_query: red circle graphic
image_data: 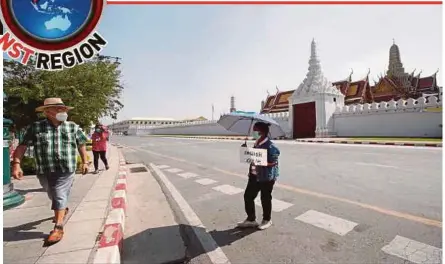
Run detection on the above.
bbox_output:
[0,0,104,51]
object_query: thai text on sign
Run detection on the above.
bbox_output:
[239,147,267,166]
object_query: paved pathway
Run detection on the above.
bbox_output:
[3,146,119,264]
[123,163,186,264]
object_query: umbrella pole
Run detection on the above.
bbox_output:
[244,119,254,145]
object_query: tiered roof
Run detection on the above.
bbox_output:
[259,41,440,112]
[261,89,293,114]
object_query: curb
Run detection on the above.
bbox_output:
[296,139,442,148]
[158,136,288,141]
[93,149,128,264]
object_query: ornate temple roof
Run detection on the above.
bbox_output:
[261,89,293,114]
[259,40,440,112]
[333,70,371,104]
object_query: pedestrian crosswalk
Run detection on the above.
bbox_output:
[254,197,294,212]
[178,172,199,179]
[153,163,442,264]
[165,168,183,173]
[295,210,358,236]
[195,178,218,185]
[212,184,244,195]
[382,235,442,264]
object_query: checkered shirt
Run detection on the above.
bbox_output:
[20,119,88,175]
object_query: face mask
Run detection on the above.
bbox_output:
[95,128,102,133]
[252,131,261,139]
[55,112,68,122]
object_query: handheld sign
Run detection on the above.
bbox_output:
[239,147,267,166]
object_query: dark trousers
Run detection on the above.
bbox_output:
[244,176,275,221]
[92,151,108,171]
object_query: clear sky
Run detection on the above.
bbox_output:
[97,4,442,124]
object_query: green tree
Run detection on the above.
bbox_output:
[3,55,124,130]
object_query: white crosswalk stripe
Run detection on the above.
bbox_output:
[178,172,199,179]
[381,235,442,264]
[212,184,244,195]
[254,197,293,212]
[165,168,183,173]
[156,165,170,169]
[295,210,358,236]
[195,178,218,185]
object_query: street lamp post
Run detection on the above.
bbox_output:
[3,118,25,210]
[3,92,25,210]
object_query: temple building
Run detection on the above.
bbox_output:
[261,87,293,114]
[260,41,441,114]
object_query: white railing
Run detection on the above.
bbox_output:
[334,96,441,115]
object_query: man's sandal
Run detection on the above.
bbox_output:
[52,208,69,223]
[46,225,64,245]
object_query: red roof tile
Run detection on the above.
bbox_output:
[418,76,434,89]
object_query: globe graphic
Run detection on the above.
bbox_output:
[10,0,92,41]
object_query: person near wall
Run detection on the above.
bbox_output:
[91,124,109,174]
[11,98,89,244]
[237,122,281,230]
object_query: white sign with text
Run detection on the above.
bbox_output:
[239,147,267,166]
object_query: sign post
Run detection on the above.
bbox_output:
[3,118,25,210]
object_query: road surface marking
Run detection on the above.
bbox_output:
[381,235,442,264]
[355,162,398,169]
[157,165,170,169]
[295,210,358,236]
[212,185,244,195]
[178,172,199,179]
[150,164,231,264]
[131,146,442,228]
[192,192,224,203]
[165,168,183,173]
[254,197,293,212]
[195,178,218,185]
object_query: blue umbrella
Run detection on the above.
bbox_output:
[217,111,285,138]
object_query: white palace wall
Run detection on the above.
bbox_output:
[134,96,441,138]
[137,113,291,137]
[145,120,242,136]
[332,96,442,138]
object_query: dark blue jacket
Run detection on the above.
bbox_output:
[248,138,280,182]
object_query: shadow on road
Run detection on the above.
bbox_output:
[3,217,53,243]
[123,224,258,264]
[209,226,258,246]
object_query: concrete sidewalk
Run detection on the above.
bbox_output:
[3,146,120,264]
[122,162,186,264]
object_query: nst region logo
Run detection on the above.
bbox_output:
[0,0,107,70]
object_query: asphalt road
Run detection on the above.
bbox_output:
[114,136,442,264]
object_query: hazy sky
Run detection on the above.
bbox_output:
[97,4,442,124]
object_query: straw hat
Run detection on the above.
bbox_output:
[35,98,74,112]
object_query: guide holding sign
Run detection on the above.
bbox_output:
[237,122,280,230]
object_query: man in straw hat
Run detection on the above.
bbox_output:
[12,98,89,245]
